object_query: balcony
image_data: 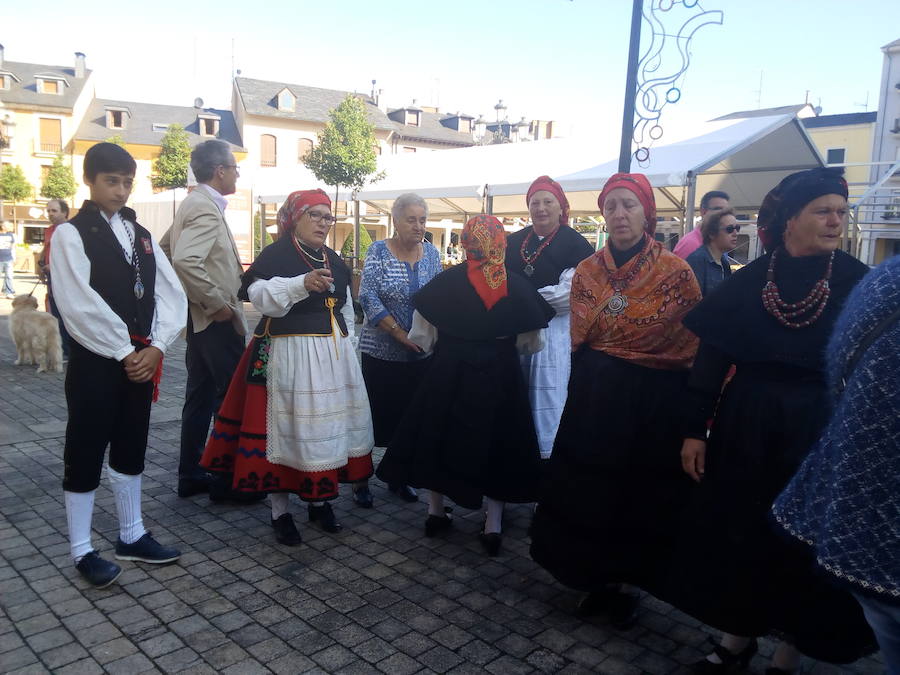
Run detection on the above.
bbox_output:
[33,141,62,157]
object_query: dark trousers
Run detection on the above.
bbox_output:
[63,340,153,492]
[48,290,71,358]
[179,317,245,481]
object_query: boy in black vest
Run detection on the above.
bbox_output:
[50,143,188,588]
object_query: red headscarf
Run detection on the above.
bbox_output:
[597,172,657,236]
[526,175,570,227]
[461,215,508,310]
[276,189,331,235]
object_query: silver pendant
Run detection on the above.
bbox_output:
[134,280,145,299]
[524,264,534,277]
[606,293,628,315]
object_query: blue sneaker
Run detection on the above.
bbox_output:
[75,551,122,588]
[115,532,181,564]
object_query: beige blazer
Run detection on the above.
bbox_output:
[160,187,247,335]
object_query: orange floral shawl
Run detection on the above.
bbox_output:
[462,214,508,310]
[570,236,701,370]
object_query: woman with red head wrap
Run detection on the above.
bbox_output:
[665,167,874,671]
[377,215,554,557]
[530,172,701,629]
[202,189,374,546]
[506,176,594,459]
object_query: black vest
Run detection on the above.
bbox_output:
[70,201,157,339]
[242,236,350,338]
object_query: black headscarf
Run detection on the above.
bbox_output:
[757,168,848,252]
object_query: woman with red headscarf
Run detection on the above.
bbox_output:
[506,176,594,459]
[201,189,374,546]
[377,215,554,556]
[530,172,701,629]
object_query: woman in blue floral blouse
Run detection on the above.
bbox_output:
[355,193,443,506]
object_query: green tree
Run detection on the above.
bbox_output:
[40,154,77,200]
[152,124,191,189]
[253,211,273,257]
[105,134,126,146]
[0,165,33,225]
[303,95,383,206]
[340,226,373,260]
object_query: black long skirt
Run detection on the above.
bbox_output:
[361,352,432,447]
[376,335,542,510]
[529,348,694,594]
[663,365,876,663]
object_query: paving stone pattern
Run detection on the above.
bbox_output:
[0,275,884,673]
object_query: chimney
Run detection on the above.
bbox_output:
[0,44,4,69]
[75,52,86,78]
[377,89,387,114]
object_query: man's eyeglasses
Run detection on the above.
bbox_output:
[218,164,240,174]
[307,211,338,225]
[723,225,741,234]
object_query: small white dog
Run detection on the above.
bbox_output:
[9,294,63,373]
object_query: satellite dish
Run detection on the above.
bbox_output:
[194,97,204,109]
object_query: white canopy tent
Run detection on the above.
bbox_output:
[352,112,824,225]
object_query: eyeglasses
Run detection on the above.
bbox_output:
[723,225,741,234]
[306,211,338,225]
[218,164,240,174]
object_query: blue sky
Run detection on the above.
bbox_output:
[3,0,897,139]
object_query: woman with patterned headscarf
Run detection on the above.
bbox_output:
[506,176,594,459]
[530,172,702,629]
[201,189,374,546]
[668,168,874,672]
[377,215,554,556]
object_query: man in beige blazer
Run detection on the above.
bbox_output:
[161,140,250,500]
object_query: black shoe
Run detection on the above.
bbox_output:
[479,532,502,557]
[691,639,759,673]
[424,508,453,537]
[115,532,181,564]
[177,476,210,498]
[575,586,619,617]
[352,485,374,508]
[609,591,640,630]
[389,483,418,502]
[75,551,122,588]
[308,502,342,533]
[271,513,302,546]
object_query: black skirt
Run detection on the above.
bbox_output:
[361,352,432,447]
[663,365,876,663]
[376,334,542,510]
[529,348,694,594]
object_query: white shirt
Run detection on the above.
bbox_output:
[197,183,228,214]
[49,210,188,362]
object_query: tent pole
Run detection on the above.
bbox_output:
[684,172,697,235]
[353,199,361,270]
[617,0,643,173]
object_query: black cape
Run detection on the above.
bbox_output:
[683,249,869,372]
[376,265,554,509]
[505,225,594,289]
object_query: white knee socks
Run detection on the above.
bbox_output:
[64,490,95,563]
[108,466,145,545]
[428,491,445,517]
[484,498,504,534]
[270,493,290,520]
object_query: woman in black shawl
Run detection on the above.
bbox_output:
[377,215,554,557]
[667,169,876,672]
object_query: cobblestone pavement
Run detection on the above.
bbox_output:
[0,273,884,674]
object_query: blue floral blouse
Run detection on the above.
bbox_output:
[358,239,442,362]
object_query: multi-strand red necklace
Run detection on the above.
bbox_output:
[597,237,652,315]
[761,248,833,329]
[520,226,560,277]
